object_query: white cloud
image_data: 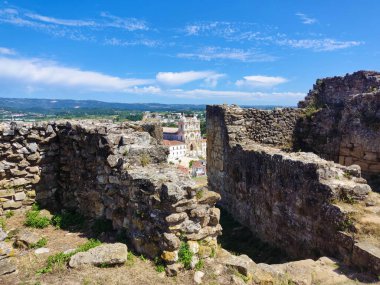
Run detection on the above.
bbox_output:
[178,47,276,62]
[104,37,160,48]
[0,47,15,55]
[100,12,148,31]
[296,13,317,25]
[156,71,224,86]
[276,38,363,51]
[236,75,288,88]
[0,56,152,92]
[163,88,304,100]
[0,7,148,35]
[25,13,96,27]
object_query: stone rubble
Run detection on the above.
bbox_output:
[0,120,222,269]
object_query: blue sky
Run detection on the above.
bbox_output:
[0,0,379,106]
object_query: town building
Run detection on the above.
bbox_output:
[162,140,187,161]
[163,114,206,158]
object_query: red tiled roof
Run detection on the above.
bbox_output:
[163,140,186,146]
[192,161,204,168]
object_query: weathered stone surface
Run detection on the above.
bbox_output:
[15,230,41,248]
[2,200,22,210]
[0,242,14,258]
[207,98,380,275]
[34,247,50,255]
[161,250,178,263]
[193,271,205,284]
[218,249,255,276]
[162,233,181,251]
[0,228,7,242]
[0,120,221,267]
[0,258,16,275]
[14,192,26,201]
[165,263,183,277]
[69,243,128,268]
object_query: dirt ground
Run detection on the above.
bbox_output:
[0,211,222,285]
[1,211,379,285]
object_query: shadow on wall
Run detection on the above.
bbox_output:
[217,208,291,264]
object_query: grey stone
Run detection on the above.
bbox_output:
[2,200,22,210]
[194,271,205,284]
[14,192,26,201]
[35,247,50,254]
[69,243,128,268]
[0,258,16,275]
[0,228,7,242]
[15,230,41,248]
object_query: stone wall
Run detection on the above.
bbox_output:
[295,71,380,174]
[221,106,302,149]
[0,120,222,264]
[207,104,380,275]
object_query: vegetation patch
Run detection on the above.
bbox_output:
[140,153,151,167]
[5,210,14,219]
[24,205,51,229]
[37,239,101,274]
[0,217,6,230]
[52,211,84,230]
[29,237,48,249]
[154,257,165,273]
[178,242,193,269]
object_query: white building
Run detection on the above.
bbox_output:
[163,140,187,161]
[163,114,206,158]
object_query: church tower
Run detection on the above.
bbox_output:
[177,114,202,156]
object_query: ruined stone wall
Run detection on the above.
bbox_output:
[226,107,302,148]
[295,71,380,174]
[0,121,222,263]
[207,104,380,274]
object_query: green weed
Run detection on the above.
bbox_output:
[52,211,84,229]
[24,210,50,229]
[178,242,193,269]
[37,239,101,274]
[30,237,48,249]
[5,210,14,219]
[0,218,6,230]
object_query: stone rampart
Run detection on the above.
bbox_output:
[220,106,302,149]
[207,104,380,275]
[0,120,221,264]
[296,71,380,174]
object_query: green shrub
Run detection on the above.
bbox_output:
[31,203,41,211]
[30,237,48,249]
[125,251,135,266]
[5,210,14,219]
[154,256,165,272]
[0,218,6,230]
[37,239,101,274]
[24,210,50,229]
[195,259,204,270]
[91,218,113,236]
[52,212,84,229]
[178,242,193,269]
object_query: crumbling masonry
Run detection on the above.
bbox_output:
[207,71,380,275]
[0,120,221,265]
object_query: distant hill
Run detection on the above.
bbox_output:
[0,97,207,112]
[0,97,286,113]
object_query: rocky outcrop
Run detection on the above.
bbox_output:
[207,104,380,275]
[0,120,221,265]
[295,71,380,174]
